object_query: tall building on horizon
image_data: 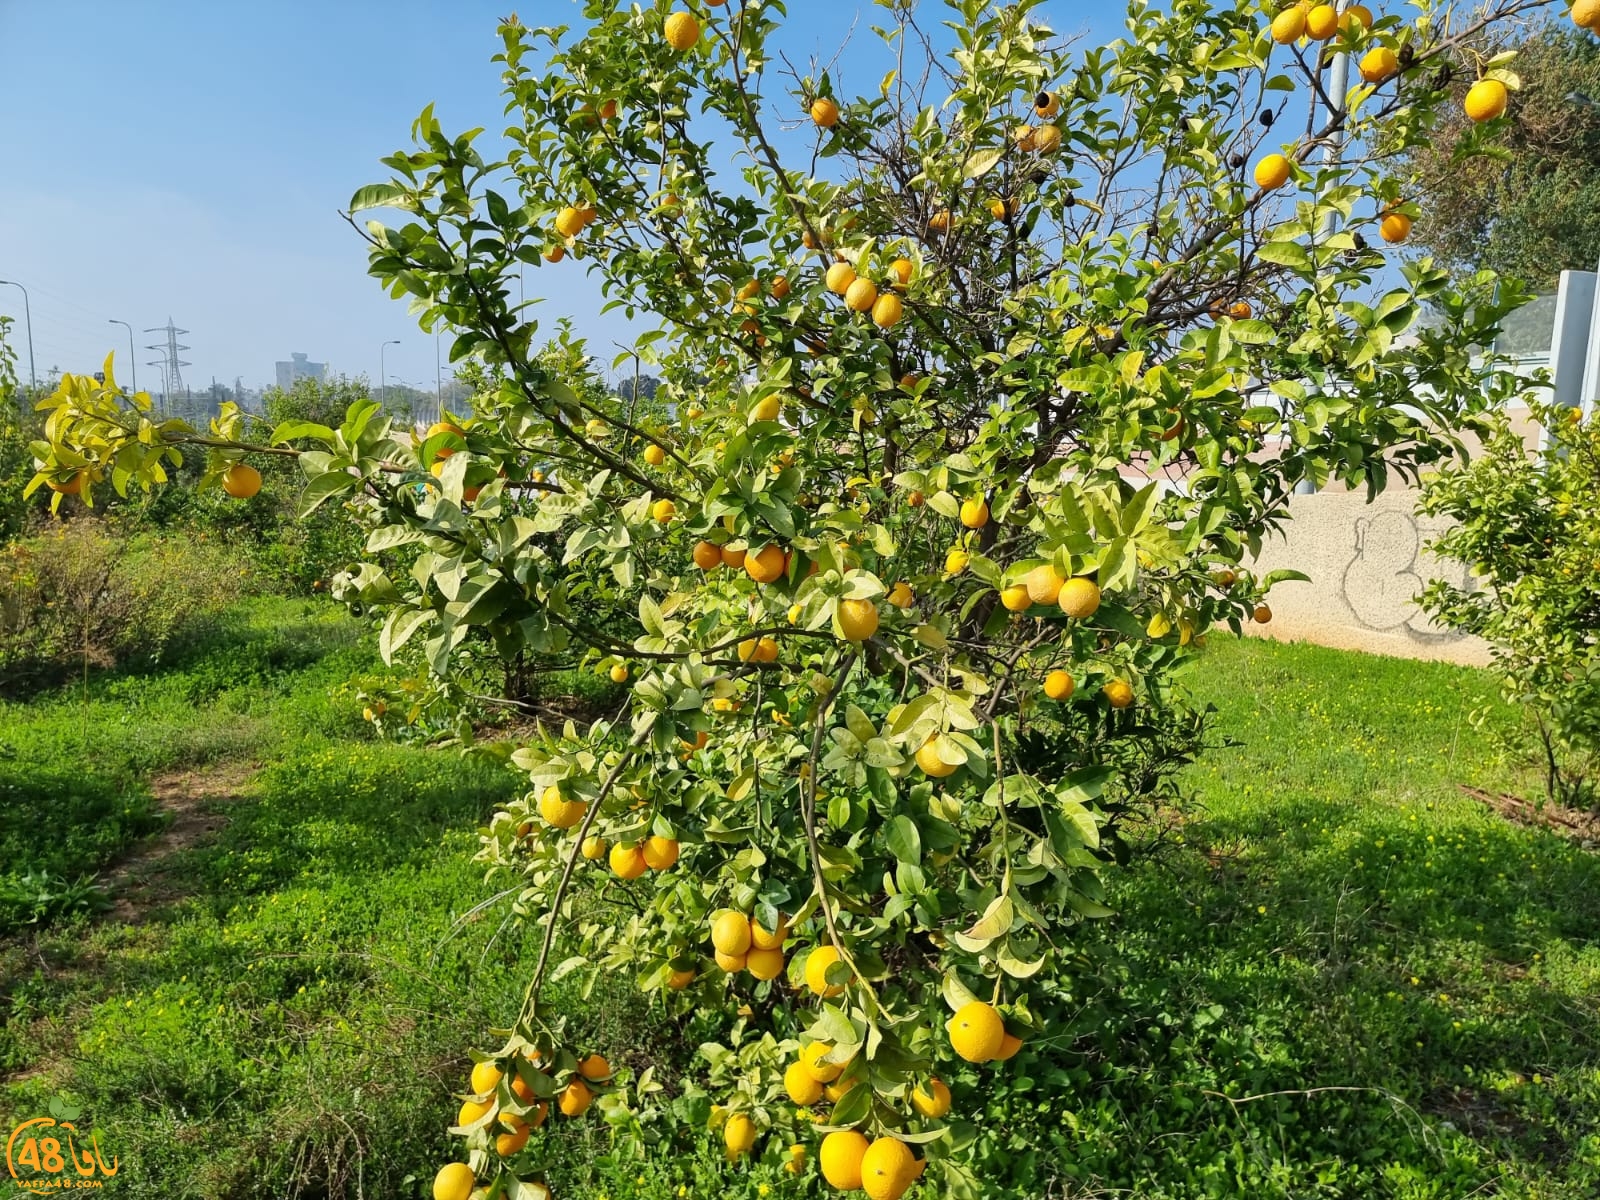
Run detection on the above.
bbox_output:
[275,351,326,390]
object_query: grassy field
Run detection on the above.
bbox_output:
[1,605,1596,1199]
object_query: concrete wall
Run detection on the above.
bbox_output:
[1245,485,1492,666]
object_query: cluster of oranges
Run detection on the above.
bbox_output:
[432,1051,613,1200]
[1253,2,1521,249]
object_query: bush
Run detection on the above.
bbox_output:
[0,521,244,691]
[1420,404,1600,809]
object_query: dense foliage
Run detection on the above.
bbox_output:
[28,0,1555,1195]
[1420,402,1600,808]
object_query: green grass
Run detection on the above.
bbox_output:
[2,620,1596,1199]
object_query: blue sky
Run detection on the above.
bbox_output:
[0,1,1118,396]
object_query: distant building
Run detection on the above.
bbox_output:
[275,352,326,390]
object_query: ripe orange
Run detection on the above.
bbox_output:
[558,1078,593,1116]
[889,258,914,288]
[1229,300,1253,320]
[1034,91,1060,118]
[539,785,586,829]
[470,1060,503,1094]
[555,206,585,237]
[837,598,880,641]
[745,544,786,584]
[643,443,666,466]
[1380,212,1412,244]
[578,1053,612,1081]
[711,910,753,956]
[1254,153,1292,190]
[915,736,958,778]
[642,835,679,870]
[911,1077,951,1118]
[994,1032,1024,1061]
[1031,123,1063,153]
[433,1163,475,1200]
[825,261,857,294]
[1025,564,1064,605]
[495,1126,530,1156]
[804,945,850,997]
[1044,670,1074,700]
[1253,603,1274,623]
[721,545,746,569]
[746,946,785,980]
[871,292,904,328]
[1305,4,1338,39]
[959,497,990,528]
[663,10,699,51]
[543,244,565,263]
[681,729,710,751]
[800,1043,851,1088]
[1270,6,1306,42]
[1464,79,1508,122]
[724,1112,757,1157]
[887,582,914,609]
[1360,46,1399,85]
[860,1137,917,1200]
[751,916,787,949]
[714,948,748,972]
[810,97,840,127]
[1057,577,1102,619]
[1000,584,1032,612]
[906,488,925,505]
[457,1098,493,1127]
[1103,679,1135,708]
[1344,3,1373,29]
[667,967,695,990]
[693,540,722,570]
[44,470,85,495]
[770,275,790,298]
[785,1060,824,1104]
[844,277,879,312]
[927,209,952,233]
[222,463,262,498]
[1576,0,1600,29]
[755,636,779,662]
[609,663,629,683]
[650,498,676,523]
[946,1000,1006,1062]
[609,843,648,879]
[819,1130,870,1190]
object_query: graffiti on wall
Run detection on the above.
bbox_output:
[1338,510,1472,642]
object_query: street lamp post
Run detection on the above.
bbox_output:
[108,319,137,393]
[379,339,400,403]
[0,279,37,391]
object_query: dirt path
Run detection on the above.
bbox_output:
[103,761,257,921]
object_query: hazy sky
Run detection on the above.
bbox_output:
[0,1,1117,395]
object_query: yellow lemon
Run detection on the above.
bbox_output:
[860,1137,917,1200]
[663,10,699,50]
[837,598,880,641]
[946,1000,1005,1062]
[1000,584,1031,611]
[819,1131,871,1191]
[910,1077,951,1118]
[1254,153,1292,191]
[1057,577,1102,619]
[711,910,753,956]
[1043,670,1074,700]
[804,945,849,997]
[915,736,957,778]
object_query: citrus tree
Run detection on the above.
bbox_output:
[30,0,1553,1196]
[1419,401,1600,810]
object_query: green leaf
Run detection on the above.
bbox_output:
[348,182,415,212]
[884,815,922,864]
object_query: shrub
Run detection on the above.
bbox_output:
[0,521,243,691]
[1419,403,1600,809]
[31,0,1545,1195]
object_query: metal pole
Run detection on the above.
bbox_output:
[109,319,137,393]
[0,279,37,390]
[435,330,443,423]
[380,338,399,403]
